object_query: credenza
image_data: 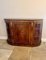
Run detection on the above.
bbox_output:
[5,19,43,47]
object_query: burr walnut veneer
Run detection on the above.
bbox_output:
[5,19,43,47]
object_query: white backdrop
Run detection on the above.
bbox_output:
[0,0,46,41]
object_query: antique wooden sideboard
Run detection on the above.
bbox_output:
[5,19,43,47]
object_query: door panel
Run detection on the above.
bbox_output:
[29,21,42,46]
[8,21,29,45]
[14,21,29,45]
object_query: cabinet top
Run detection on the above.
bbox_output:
[4,19,43,23]
[4,19,43,22]
[4,19,43,21]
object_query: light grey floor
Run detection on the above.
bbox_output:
[0,40,46,60]
[0,40,15,60]
[31,42,46,60]
[9,42,46,60]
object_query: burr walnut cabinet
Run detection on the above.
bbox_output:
[5,19,43,47]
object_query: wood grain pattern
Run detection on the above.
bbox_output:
[5,19,43,47]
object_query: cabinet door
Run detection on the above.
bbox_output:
[29,20,42,46]
[33,21,42,46]
[6,20,29,45]
[14,21,29,45]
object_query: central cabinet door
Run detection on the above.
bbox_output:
[9,21,29,45]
